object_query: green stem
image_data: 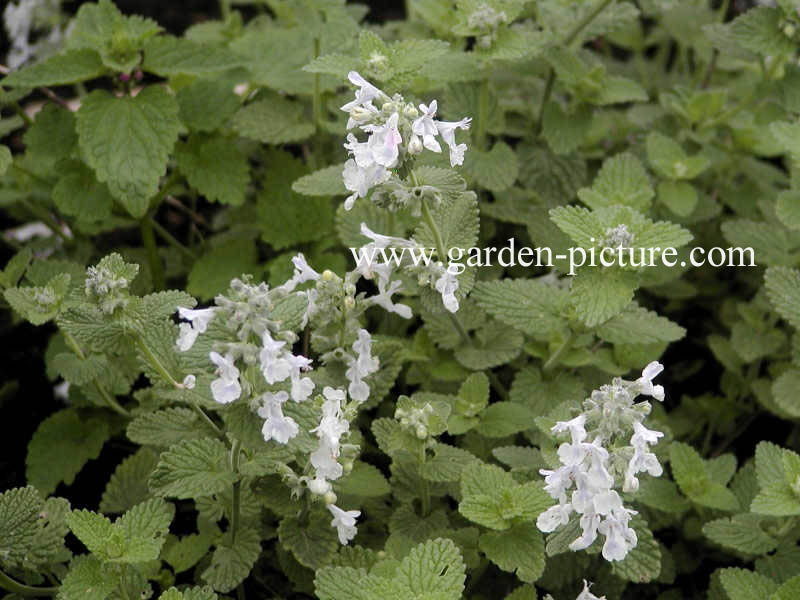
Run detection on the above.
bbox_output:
[534,0,615,134]
[19,200,71,245]
[150,217,198,260]
[140,217,166,292]
[230,439,242,543]
[419,443,430,517]
[63,331,130,417]
[9,100,34,127]
[0,569,58,597]
[543,332,575,373]
[135,335,180,387]
[476,78,489,151]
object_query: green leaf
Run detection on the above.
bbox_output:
[202,528,261,593]
[27,408,111,496]
[76,87,183,217]
[772,369,800,418]
[114,498,174,562]
[777,191,800,231]
[422,443,480,482]
[730,6,795,56]
[719,567,779,600]
[476,402,536,438]
[774,576,800,600]
[335,462,391,497]
[127,407,210,447]
[0,145,11,177]
[457,373,489,416]
[176,78,241,133]
[0,486,45,566]
[703,514,778,555]
[765,267,800,330]
[149,438,239,499]
[58,555,117,600]
[646,132,710,180]
[142,36,243,76]
[463,141,519,192]
[315,566,369,600]
[577,152,654,212]
[53,163,114,227]
[670,442,739,511]
[455,322,524,370]
[722,220,798,267]
[657,180,699,217]
[231,96,315,144]
[479,522,545,584]
[66,510,116,557]
[1,49,106,87]
[176,135,249,205]
[186,237,259,301]
[100,448,160,514]
[258,150,334,250]
[23,104,77,165]
[163,533,214,574]
[542,101,591,155]
[5,273,72,326]
[394,538,466,600]
[596,304,686,344]
[751,442,800,516]
[293,164,348,197]
[278,513,339,570]
[471,279,568,339]
[570,268,639,327]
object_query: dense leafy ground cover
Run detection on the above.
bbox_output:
[3,1,800,599]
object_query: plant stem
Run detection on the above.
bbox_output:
[419,442,430,517]
[534,0,615,134]
[543,331,575,373]
[0,569,58,597]
[135,334,180,387]
[313,38,322,132]
[63,330,130,417]
[140,217,165,292]
[230,439,242,543]
[19,200,71,245]
[476,78,489,151]
[150,217,197,261]
[9,100,34,127]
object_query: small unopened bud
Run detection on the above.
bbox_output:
[119,72,131,82]
[342,460,354,474]
[323,491,338,505]
[322,270,334,281]
[181,374,196,390]
[350,106,373,122]
[344,297,355,309]
[408,135,423,155]
[134,69,143,81]
[415,424,428,439]
[344,283,356,296]
[404,104,419,118]
[785,23,796,37]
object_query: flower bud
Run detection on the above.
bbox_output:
[181,374,196,390]
[785,23,796,38]
[404,104,419,118]
[342,460,354,474]
[408,134,423,155]
[344,296,355,309]
[323,491,338,505]
[322,270,335,281]
[415,424,428,439]
[119,72,131,82]
[134,69,143,81]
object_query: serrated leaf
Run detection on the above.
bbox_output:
[476,402,535,438]
[542,101,591,155]
[577,152,654,212]
[571,268,639,327]
[127,408,209,447]
[464,141,518,192]
[765,267,800,330]
[175,134,249,205]
[76,87,183,217]
[422,443,479,482]
[100,448,160,514]
[772,369,800,417]
[1,49,106,87]
[149,438,238,499]
[186,237,259,300]
[278,513,339,570]
[335,462,390,497]
[58,555,117,600]
[471,279,568,339]
[176,78,240,133]
[731,6,795,56]
[394,538,466,600]
[719,567,779,600]
[314,566,369,600]
[0,486,43,566]
[703,514,778,555]
[26,408,111,496]
[293,164,348,197]
[142,36,243,76]
[231,96,315,144]
[201,528,261,593]
[597,304,685,344]
[455,322,523,370]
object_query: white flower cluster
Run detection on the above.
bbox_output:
[602,224,635,249]
[3,0,64,69]
[536,362,666,562]
[577,580,606,600]
[356,223,461,313]
[340,71,471,211]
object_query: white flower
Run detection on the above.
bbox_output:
[536,500,572,532]
[307,477,331,495]
[370,278,413,319]
[597,510,637,562]
[340,71,383,129]
[411,101,442,153]
[328,504,360,545]
[434,117,471,166]
[346,329,380,403]
[552,415,588,444]
[623,422,664,492]
[576,580,606,600]
[311,439,344,480]
[176,307,216,351]
[344,133,375,168]
[209,351,241,404]
[53,380,70,401]
[359,222,418,251]
[258,391,299,444]
[283,253,320,292]
[636,361,665,401]
[342,159,390,210]
[259,331,291,384]
[434,264,460,313]
[182,374,196,390]
[287,354,315,402]
[362,112,402,167]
